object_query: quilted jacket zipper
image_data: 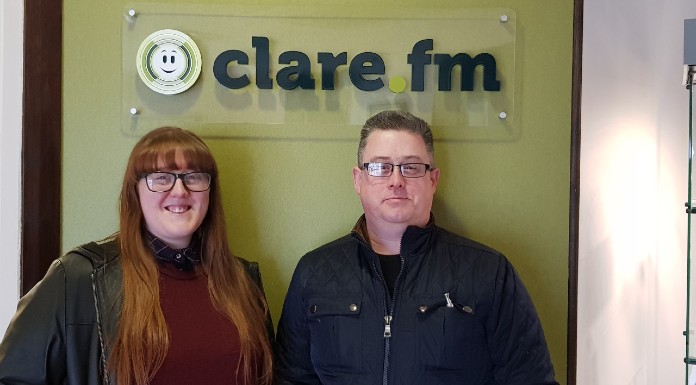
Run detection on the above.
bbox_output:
[367,249,405,385]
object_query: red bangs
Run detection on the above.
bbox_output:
[129,130,216,177]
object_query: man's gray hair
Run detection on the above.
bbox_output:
[358,110,434,165]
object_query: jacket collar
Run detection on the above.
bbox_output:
[351,213,437,258]
[77,235,120,268]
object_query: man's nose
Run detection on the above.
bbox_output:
[388,166,405,188]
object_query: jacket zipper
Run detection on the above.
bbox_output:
[369,251,405,385]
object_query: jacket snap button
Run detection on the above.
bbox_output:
[310,305,317,313]
[418,305,428,313]
[349,304,358,312]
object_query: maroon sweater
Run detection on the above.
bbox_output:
[150,264,249,385]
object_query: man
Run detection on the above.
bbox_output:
[275,110,558,385]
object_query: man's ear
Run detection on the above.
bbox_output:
[429,167,440,190]
[352,166,363,194]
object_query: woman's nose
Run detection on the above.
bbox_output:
[168,177,189,196]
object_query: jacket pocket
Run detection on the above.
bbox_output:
[306,294,363,372]
[415,293,485,370]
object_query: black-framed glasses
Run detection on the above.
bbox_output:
[362,162,431,178]
[143,172,212,192]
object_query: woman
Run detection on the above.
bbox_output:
[0,127,273,385]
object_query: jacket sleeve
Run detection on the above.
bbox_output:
[0,259,69,384]
[274,259,321,385]
[486,256,559,385]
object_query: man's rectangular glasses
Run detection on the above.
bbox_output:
[362,163,431,178]
[143,172,212,192]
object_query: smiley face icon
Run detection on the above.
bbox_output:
[136,29,202,95]
[151,43,187,81]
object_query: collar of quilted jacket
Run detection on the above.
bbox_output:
[350,213,437,258]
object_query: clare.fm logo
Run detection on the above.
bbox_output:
[136,30,500,95]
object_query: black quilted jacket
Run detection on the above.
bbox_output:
[275,215,559,385]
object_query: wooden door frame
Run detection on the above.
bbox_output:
[567,0,583,383]
[22,0,62,294]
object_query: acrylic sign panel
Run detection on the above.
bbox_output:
[122,3,517,140]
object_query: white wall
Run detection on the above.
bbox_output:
[0,1,23,335]
[579,1,695,384]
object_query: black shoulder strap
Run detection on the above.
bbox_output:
[237,257,264,291]
[236,257,274,340]
[73,238,122,377]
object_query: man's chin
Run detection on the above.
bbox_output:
[379,210,432,227]
[379,212,414,225]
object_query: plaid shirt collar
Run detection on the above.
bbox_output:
[145,231,202,271]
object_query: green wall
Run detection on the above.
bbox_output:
[63,0,572,383]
